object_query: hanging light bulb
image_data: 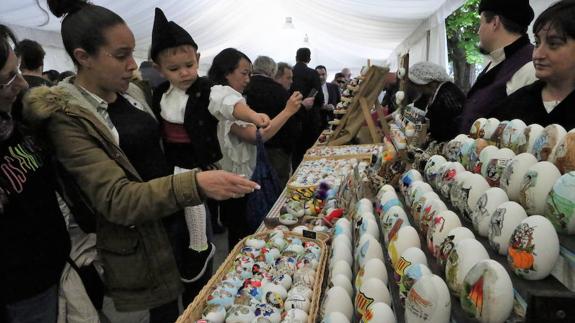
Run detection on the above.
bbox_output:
[303,33,310,44]
[283,17,295,29]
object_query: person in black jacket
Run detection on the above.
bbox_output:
[291,47,323,169]
[316,65,341,130]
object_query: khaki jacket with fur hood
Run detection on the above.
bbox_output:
[23,78,204,311]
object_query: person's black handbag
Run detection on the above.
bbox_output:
[246,130,281,231]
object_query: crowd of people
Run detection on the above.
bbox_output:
[1,0,574,322]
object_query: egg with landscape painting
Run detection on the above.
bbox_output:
[501,119,527,153]
[408,181,433,210]
[519,124,544,153]
[549,129,575,174]
[544,172,575,234]
[468,138,489,172]
[400,169,423,196]
[531,124,566,161]
[519,161,561,215]
[500,153,538,202]
[412,191,441,227]
[470,118,488,139]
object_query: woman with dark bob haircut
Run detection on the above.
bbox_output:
[23,0,260,321]
[491,0,575,130]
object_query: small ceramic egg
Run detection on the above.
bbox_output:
[320,311,350,323]
[419,196,447,236]
[323,286,354,321]
[253,303,282,322]
[400,169,423,197]
[331,260,353,282]
[388,226,421,267]
[519,124,544,153]
[408,182,433,210]
[362,302,397,323]
[224,304,255,322]
[399,263,432,304]
[284,244,305,257]
[437,227,476,268]
[507,215,560,280]
[284,293,311,313]
[405,274,451,323]
[412,191,440,226]
[356,198,374,214]
[478,145,499,176]
[272,273,292,290]
[500,153,538,202]
[439,162,466,198]
[482,118,500,142]
[355,235,384,270]
[291,225,309,235]
[488,201,528,255]
[445,238,490,295]
[462,174,491,222]
[450,171,472,214]
[460,259,514,323]
[501,119,527,153]
[471,187,509,237]
[283,308,308,322]
[483,148,515,187]
[426,210,462,258]
[330,274,353,298]
[424,155,448,183]
[261,282,288,302]
[394,247,427,284]
[531,124,567,161]
[356,278,391,318]
[470,118,488,139]
[550,130,575,174]
[544,171,575,234]
[202,304,226,323]
[287,284,313,300]
[355,258,388,290]
[519,161,561,215]
[246,238,266,249]
[381,206,410,244]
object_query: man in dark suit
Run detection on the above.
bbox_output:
[316,65,341,130]
[291,47,323,169]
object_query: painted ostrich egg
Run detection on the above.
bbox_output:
[418,197,448,237]
[501,119,527,153]
[460,138,477,169]
[500,153,538,202]
[439,162,466,198]
[531,124,567,161]
[323,286,354,321]
[381,205,411,244]
[478,145,499,177]
[519,161,561,215]
[355,235,384,269]
[355,278,391,318]
[388,226,421,267]
[395,247,428,284]
[483,148,515,187]
[507,215,560,280]
[379,191,402,216]
[460,259,514,323]
[356,258,388,291]
[376,184,396,201]
[427,210,462,258]
[437,227,476,268]
[450,171,473,214]
[469,139,490,172]
[424,155,447,183]
[490,120,509,147]
[461,174,491,222]
[399,263,432,305]
[470,118,488,139]
[550,129,575,174]
[356,198,374,214]
[361,302,397,323]
[405,275,451,323]
[482,118,500,142]
[412,191,440,226]
[518,124,544,153]
[406,181,431,207]
[446,136,468,162]
[445,238,490,295]
[400,169,423,197]
[224,304,255,322]
[488,201,528,255]
[433,162,453,190]
[320,312,349,323]
[472,187,509,237]
[544,171,575,234]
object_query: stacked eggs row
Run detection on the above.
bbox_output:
[202,231,324,323]
[289,159,363,190]
[321,200,396,323]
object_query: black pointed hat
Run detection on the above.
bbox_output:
[150,8,198,61]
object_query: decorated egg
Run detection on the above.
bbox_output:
[433,162,452,189]
[445,138,465,162]
[362,302,397,323]
[478,145,499,177]
[381,206,410,244]
[355,258,388,290]
[531,124,567,161]
[405,274,451,323]
[331,260,353,282]
[482,118,500,142]
[471,187,509,237]
[245,238,266,249]
[418,196,447,236]
[356,198,374,214]
[507,215,560,280]
[320,311,350,323]
[445,239,490,295]
[356,278,391,318]
[253,303,281,322]
[427,210,462,258]
[379,191,402,215]
[544,172,575,234]
[550,129,575,174]
[483,148,515,187]
[330,274,353,298]
[323,286,354,321]
[450,171,473,214]
[394,247,427,284]
[287,284,313,300]
[284,293,311,313]
[408,182,433,210]
[501,119,527,153]
[500,153,538,202]
[399,263,432,304]
[358,218,380,240]
[490,120,509,147]
[283,308,308,322]
[388,226,421,267]
[376,184,396,200]
[519,124,544,153]
[488,201,528,255]
[459,138,477,169]
[412,191,440,226]
[470,118,488,139]
[424,155,448,183]
[400,169,423,197]
[437,227,476,267]
[355,235,384,269]
[334,218,352,240]
[202,304,226,323]
[460,259,514,323]
[225,304,255,322]
[519,161,561,215]
[439,162,466,198]
[468,139,489,172]
[462,174,491,221]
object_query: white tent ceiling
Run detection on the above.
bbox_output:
[1,0,466,75]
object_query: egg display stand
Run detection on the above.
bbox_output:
[176,231,329,323]
[303,143,382,162]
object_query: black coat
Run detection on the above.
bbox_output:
[244,74,295,153]
[291,62,323,146]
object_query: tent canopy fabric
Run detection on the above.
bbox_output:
[2,0,465,75]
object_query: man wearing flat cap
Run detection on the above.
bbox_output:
[457,0,537,134]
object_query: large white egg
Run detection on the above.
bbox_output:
[550,130,575,174]
[412,191,440,226]
[501,119,527,153]
[389,226,421,267]
[355,258,388,290]
[394,247,428,284]
[400,169,423,197]
[329,242,353,269]
[330,274,353,299]
[399,263,433,304]
[323,286,354,321]
[478,145,499,177]
[488,201,528,255]
[377,184,396,200]
[332,233,352,251]
[424,155,448,184]
[482,118,500,142]
[356,278,391,318]
[355,235,384,270]
[418,197,447,237]
[445,238,490,295]
[439,162,466,198]
[358,218,380,241]
[472,187,509,237]
[500,153,538,202]
[283,308,308,322]
[460,259,514,323]
[225,304,255,322]
[437,227,476,267]
[356,198,374,214]
[470,118,488,139]
[381,206,411,244]
[507,215,560,280]
[531,124,567,161]
[462,174,491,222]
[519,124,544,153]
[405,274,451,323]
[484,148,515,187]
[519,161,561,215]
[450,171,473,214]
[408,182,433,210]
[320,311,350,323]
[362,302,397,323]
[427,210,462,258]
[331,260,353,282]
[544,172,575,234]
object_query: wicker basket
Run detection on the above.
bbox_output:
[176,231,329,323]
